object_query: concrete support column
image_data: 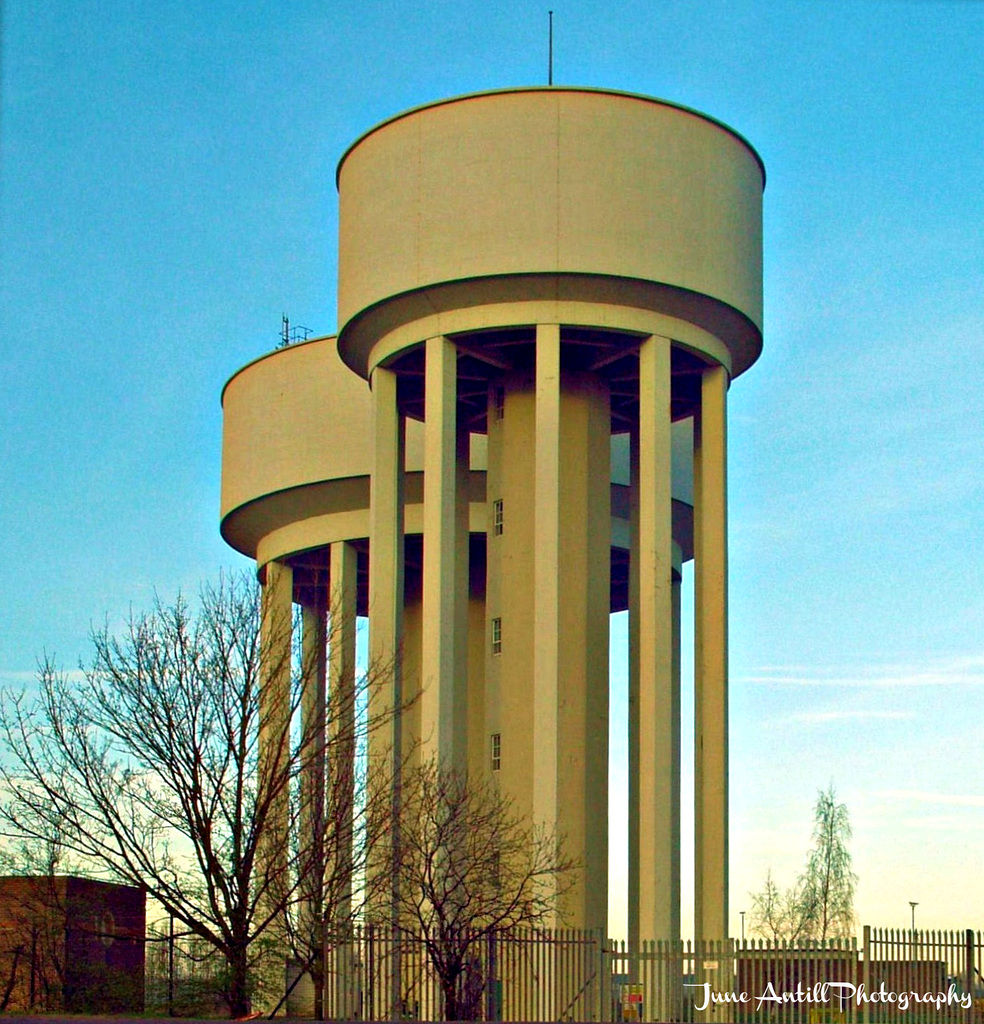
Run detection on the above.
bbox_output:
[299,595,327,967]
[328,540,358,1019]
[259,557,294,864]
[630,334,680,946]
[300,597,327,848]
[421,335,469,771]
[328,541,358,917]
[694,363,729,945]
[258,557,293,1013]
[368,364,405,768]
[533,323,610,934]
[368,363,405,1015]
[627,424,641,957]
[533,325,561,920]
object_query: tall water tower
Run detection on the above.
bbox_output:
[221,86,764,949]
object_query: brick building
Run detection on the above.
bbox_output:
[0,875,145,1012]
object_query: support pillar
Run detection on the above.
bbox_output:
[533,324,561,923]
[300,597,327,876]
[259,557,294,878]
[533,323,610,935]
[694,363,729,945]
[421,335,469,771]
[627,424,640,959]
[328,540,358,1019]
[368,363,404,1016]
[368,364,405,767]
[258,557,293,1014]
[630,334,680,947]
[295,595,326,1017]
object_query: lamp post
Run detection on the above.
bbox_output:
[740,911,746,942]
[909,901,919,961]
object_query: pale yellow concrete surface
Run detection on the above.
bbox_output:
[221,335,490,558]
[367,366,404,773]
[327,540,357,929]
[633,335,680,945]
[361,301,734,382]
[219,334,693,566]
[337,88,763,377]
[694,366,730,945]
[420,336,469,769]
[221,337,376,522]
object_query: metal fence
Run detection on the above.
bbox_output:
[321,926,608,1022]
[145,924,984,1022]
[145,920,231,1017]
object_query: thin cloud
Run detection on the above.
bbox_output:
[779,710,915,725]
[738,656,984,689]
[0,668,87,687]
[875,789,984,809]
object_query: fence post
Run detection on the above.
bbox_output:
[486,931,497,1022]
[367,922,375,1021]
[966,929,974,1024]
[862,926,870,1024]
[598,928,609,1023]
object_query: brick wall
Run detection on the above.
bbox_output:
[0,875,145,1012]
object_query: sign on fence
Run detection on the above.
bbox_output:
[621,982,644,1021]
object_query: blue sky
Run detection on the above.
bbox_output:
[2,0,982,939]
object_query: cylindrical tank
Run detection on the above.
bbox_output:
[336,87,763,385]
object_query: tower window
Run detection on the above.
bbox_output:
[491,732,501,772]
[491,617,502,656]
[492,499,503,536]
[493,386,505,421]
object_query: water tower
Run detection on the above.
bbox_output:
[221,86,764,949]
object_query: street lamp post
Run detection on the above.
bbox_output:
[740,911,746,942]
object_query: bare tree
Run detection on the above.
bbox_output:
[0,573,396,1018]
[749,786,856,944]
[393,761,576,1022]
[748,868,813,944]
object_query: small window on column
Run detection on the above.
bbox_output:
[491,732,501,772]
[492,499,503,536]
[491,617,502,655]
[492,386,505,421]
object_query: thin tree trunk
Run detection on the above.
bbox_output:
[442,975,459,1023]
[227,949,251,1019]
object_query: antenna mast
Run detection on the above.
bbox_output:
[278,313,312,348]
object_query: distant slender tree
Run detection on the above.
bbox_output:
[749,785,856,943]
[799,784,856,940]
